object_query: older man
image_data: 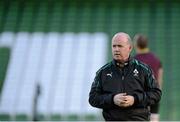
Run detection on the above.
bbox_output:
[89,32,161,121]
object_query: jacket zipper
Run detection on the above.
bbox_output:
[121,68,125,92]
[122,68,124,80]
[122,75,124,80]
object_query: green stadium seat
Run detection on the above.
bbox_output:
[84,114,97,121]
[50,114,62,121]
[0,114,10,121]
[15,114,29,121]
[18,1,34,32]
[49,2,63,32]
[0,47,10,94]
[36,114,46,121]
[0,2,4,31]
[33,2,49,32]
[66,114,79,121]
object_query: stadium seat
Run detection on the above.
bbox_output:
[37,33,61,116]
[0,33,30,116]
[49,33,75,115]
[49,2,63,32]
[15,33,45,117]
[18,1,34,32]
[3,1,19,32]
[15,114,29,121]
[84,114,97,121]
[0,32,14,47]
[0,113,10,121]
[66,114,79,121]
[50,114,62,121]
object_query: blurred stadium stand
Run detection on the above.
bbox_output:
[0,0,180,121]
[0,32,107,121]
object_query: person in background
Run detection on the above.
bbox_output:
[89,32,162,121]
[134,34,163,122]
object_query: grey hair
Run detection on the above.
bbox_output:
[126,34,132,46]
[113,32,132,45]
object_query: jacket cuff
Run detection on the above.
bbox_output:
[132,94,139,105]
[105,93,116,107]
[111,93,116,105]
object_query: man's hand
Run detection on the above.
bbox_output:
[113,93,134,107]
[123,95,135,107]
[113,93,127,106]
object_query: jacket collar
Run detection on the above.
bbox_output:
[112,56,133,68]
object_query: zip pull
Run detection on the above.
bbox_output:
[122,68,124,80]
[122,75,124,80]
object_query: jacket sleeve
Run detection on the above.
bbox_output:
[88,71,115,109]
[133,67,162,107]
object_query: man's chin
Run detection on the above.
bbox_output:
[114,58,126,63]
[114,58,123,62]
[114,56,121,59]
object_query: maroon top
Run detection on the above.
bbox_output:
[134,52,162,80]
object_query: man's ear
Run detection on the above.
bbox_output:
[129,45,133,51]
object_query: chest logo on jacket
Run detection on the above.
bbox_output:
[133,69,139,77]
[106,72,113,78]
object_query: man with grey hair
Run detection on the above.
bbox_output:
[89,32,161,121]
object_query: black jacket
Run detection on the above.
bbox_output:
[89,58,162,121]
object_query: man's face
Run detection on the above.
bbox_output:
[112,36,132,62]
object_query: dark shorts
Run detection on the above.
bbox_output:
[150,103,160,113]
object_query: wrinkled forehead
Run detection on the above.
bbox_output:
[112,34,129,44]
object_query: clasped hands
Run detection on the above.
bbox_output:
[113,93,134,107]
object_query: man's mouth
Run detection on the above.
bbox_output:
[114,54,120,56]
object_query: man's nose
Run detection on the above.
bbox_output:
[114,47,119,51]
